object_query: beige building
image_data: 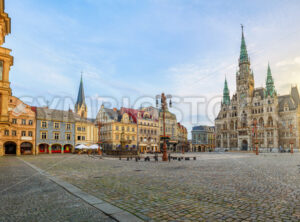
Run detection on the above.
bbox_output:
[121,107,160,153]
[74,116,98,147]
[176,123,188,152]
[215,27,300,152]
[159,108,178,151]
[96,106,137,150]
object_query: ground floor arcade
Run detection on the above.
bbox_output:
[37,143,74,154]
[0,141,36,156]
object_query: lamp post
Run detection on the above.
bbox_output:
[290,123,294,154]
[156,93,172,162]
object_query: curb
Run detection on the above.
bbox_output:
[18,158,144,222]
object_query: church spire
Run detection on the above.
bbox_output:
[239,25,249,65]
[223,78,230,105]
[75,73,87,118]
[265,63,276,97]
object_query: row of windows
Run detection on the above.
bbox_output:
[140,137,157,142]
[12,119,33,125]
[4,130,33,137]
[40,132,72,140]
[115,135,135,141]
[140,129,157,135]
[115,126,135,132]
[77,136,86,141]
[77,127,86,132]
[41,121,72,130]
[160,127,175,133]
[139,122,158,127]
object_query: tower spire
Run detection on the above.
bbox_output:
[239,24,249,64]
[265,63,276,97]
[75,73,87,118]
[223,78,230,105]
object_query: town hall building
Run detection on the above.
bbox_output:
[215,27,300,152]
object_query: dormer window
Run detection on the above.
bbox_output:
[284,103,289,112]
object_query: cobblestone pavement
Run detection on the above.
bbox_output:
[0,156,115,222]
[21,153,300,221]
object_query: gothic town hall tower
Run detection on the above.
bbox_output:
[215,26,300,152]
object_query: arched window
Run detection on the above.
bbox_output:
[267,116,273,127]
[230,121,234,130]
[259,117,264,127]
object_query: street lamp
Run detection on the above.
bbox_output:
[156,93,172,162]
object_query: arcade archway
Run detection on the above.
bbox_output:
[39,143,49,154]
[4,142,17,155]
[20,142,33,155]
[63,144,73,153]
[242,140,248,151]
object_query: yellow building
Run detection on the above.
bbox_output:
[0,1,37,156]
[120,107,160,153]
[97,106,137,150]
[74,116,98,146]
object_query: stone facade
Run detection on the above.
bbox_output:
[191,126,215,152]
[35,107,75,154]
[215,27,300,152]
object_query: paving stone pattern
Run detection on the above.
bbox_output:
[20,153,300,221]
[0,157,115,222]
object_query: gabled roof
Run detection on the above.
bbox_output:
[278,87,300,112]
[253,87,265,99]
[120,107,139,123]
[36,107,76,122]
[278,95,297,112]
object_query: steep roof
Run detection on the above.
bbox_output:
[278,87,300,112]
[192,126,205,131]
[253,87,265,99]
[278,95,297,111]
[223,78,230,105]
[36,107,75,122]
[76,75,86,107]
[120,107,139,123]
[239,25,249,64]
[102,108,120,121]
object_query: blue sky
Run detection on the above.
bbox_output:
[5,0,300,134]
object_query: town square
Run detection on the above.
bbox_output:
[1,0,300,221]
